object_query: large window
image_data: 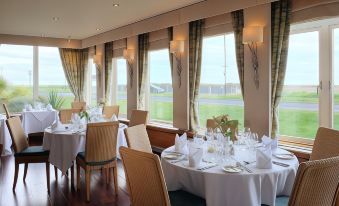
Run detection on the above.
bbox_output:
[148,49,173,124]
[38,47,73,108]
[88,59,97,106]
[115,58,127,117]
[0,44,33,112]
[334,28,339,130]
[199,33,244,128]
[280,31,319,139]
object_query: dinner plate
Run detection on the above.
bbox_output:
[222,166,243,173]
[273,153,294,160]
[163,153,183,160]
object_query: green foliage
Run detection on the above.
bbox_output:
[48,90,66,110]
[0,76,7,95]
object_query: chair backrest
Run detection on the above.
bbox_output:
[129,109,148,127]
[71,101,86,110]
[288,156,339,206]
[85,122,119,163]
[124,124,152,153]
[310,127,339,161]
[119,147,171,206]
[206,119,218,130]
[3,103,10,119]
[6,116,28,153]
[59,109,81,124]
[103,105,119,119]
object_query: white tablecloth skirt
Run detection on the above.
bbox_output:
[0,114,12,156]
[161,147,298,206]
[22,110,58,134]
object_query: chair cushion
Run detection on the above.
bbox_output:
[14,146,49,157]
[169,190,206,206]
[261,196,289,206]
[77,152,116,166]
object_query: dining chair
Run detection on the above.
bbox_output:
[129,109,148,127]
[119,146,206,206]
[76,121,119,202]
[310,127,339,161]
[6,116,51,193]
[206,119,218,130]
[59,109,81,124]
[3,103,11,119]
[103,105,119,119]
[273,156,339,206]
[71,101,86,111]
[124,124,152,153]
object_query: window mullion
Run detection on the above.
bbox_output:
[33,46,39,103]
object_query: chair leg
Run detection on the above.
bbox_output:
[76,163,81,191]
[54,166,58,181]
[46,163,50,194]
[71,164,74,189]
[23,163,28,182]
[85,168,91,202]
[113,164,118,196]
[105,168,109,185]
[13,161,19,191]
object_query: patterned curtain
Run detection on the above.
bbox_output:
[138,33,149,109]
[59,48,89,101]
[271,0,291,138]
[168,27,174,82]
[104,42,114,102]
[231,10,245,98]
[189,19,204,131]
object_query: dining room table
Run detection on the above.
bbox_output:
[22,109,58,135]
[0,114,12,156]
[161,144,299,206]
[42,122,128,175]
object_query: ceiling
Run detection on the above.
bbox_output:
[0,0,203,39]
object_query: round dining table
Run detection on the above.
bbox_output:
[43,123,128,174]
[161,145,299,206]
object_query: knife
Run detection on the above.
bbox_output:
[273,161,290,167]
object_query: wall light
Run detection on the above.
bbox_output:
[170,40,184,88]
[243,26,263,89]
[123,49,135,88]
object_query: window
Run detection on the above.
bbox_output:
[280,31,319,139]
[113,58,127,117]
[199,33,244,129]
[0,44,33,112]
[38,46,73,109]
[148,49,173,124]
[334,28,339,130]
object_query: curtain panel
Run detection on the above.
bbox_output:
[104,42,114,102]
[59,48,89,101]
[231,10,245,98]
[189,19,204,131]
[168,27,174,82]
[138,33,150,109]
[271,0,292,138]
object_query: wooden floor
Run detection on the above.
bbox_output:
[0,155,131,206]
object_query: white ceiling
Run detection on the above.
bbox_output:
[0,0,203,39]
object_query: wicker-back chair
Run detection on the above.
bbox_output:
[310,127,339,161]
[124,124,152,153]
[285,156,339,206]
[2,103,11,119]
[103,105,119,119]
[71,101,86,110]
[76,121,119,202]
[206,119,218,130]
[119,147,206,206]
[59,109,81,124]
[6,116,50,193]
[129,109,148,127]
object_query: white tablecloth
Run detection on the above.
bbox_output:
[161,146,299,206]
[43,123,128,174]
[22,110,58,134]
[0,114,12,156]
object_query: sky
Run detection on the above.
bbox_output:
[0,28,339,87]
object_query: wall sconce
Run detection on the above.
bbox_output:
[123,49,135,88]
[243,26,263,89]
[170,40,184,88]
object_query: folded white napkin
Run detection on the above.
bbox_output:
[174,133,188,154]
[188,145,204,168]
[256,148,272,169]
[46,104,53,111]
[111,114,118,121]
[51,120,64,132]
[24,104,33,111]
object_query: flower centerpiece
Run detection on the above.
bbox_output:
[213,114,239,142]
[79,110,90,123]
